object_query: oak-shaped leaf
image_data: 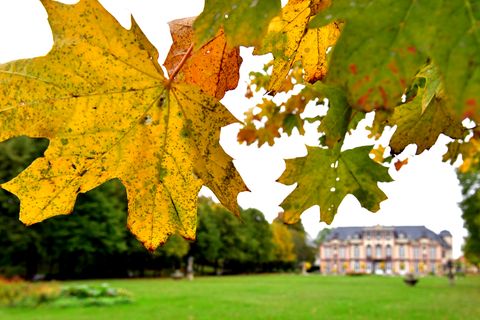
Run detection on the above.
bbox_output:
[279,146,392,224]
[0,0,246,250]
[164,17,242,100]
[256,0,341,93]
[311,0,480,117]
[193,0,281,48]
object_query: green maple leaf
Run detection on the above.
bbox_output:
[193,0,281,47]
[279,146,392,224]
[386,64,467,155]
[311,0,480,119]
[315,82,364,148]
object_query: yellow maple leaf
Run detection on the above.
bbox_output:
[0,0,246,250]
[256,0,341,93]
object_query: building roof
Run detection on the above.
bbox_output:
[439,230,452,237]
[325,226,451,248]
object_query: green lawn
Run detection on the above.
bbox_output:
[1,274,479,320]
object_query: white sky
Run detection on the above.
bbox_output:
[0,0,468,258]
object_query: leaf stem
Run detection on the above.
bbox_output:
[167,43,194,86]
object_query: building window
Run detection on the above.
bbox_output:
[413,247,420,259]
[376,244,382,258]
[354,261,360,272]
[399,245,405,258]
[430,246,436,260]
[386,232,391,240]
[376,232,381,240]
[414,262,419,273]
[354,245,360,258]
[366,262,372,273]
[386,262,392,273]
[366,245,372,258]
[366,232,370,240]
[386,245,392,258]
[325,247,330,259]
[339,247,345,258]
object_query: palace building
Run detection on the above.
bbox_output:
[319,225,452,275]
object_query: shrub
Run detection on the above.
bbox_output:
[0,278,60,307]
[54,283,133,307]
[0,280,132,308]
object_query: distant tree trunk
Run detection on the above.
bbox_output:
[187,256,194,280]
[25,243,39,280]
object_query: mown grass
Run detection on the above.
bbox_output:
[0,274,479,320]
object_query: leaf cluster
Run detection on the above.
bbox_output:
[238,0,479,225]
[0,0,479,249]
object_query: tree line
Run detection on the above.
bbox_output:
[457,164,480,268]
[0,137,315,280]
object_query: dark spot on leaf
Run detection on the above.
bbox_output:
[143,115,153,125]
[157,96,165,108]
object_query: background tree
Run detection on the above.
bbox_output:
[192,199,275,274]
[271,220,296,270]
[0,137,47,278]
[157,235,190,270]
[33,180,130,279]
[458,165,480,266]
[190,197,224,273]
[314,228,332,246]
[285,221,316,264]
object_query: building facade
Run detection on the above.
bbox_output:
[319,226,452,275]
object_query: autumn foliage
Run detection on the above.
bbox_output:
[0,0,479,249]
